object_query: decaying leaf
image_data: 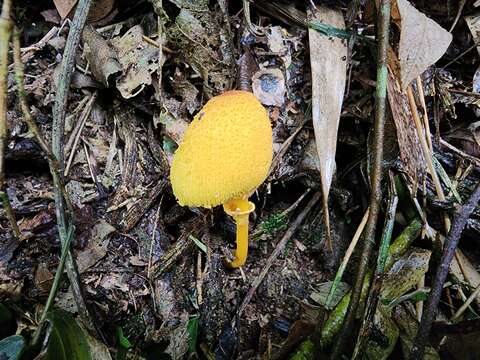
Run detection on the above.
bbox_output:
[252,68,286,107]
[82,25,122,87]
[308,6,347,248]
[392,0,452,89]
[76,220,116,273]
[386,65,426,183]
[35,263,54,295]
[167,2,234,96]
[111,25,160,98]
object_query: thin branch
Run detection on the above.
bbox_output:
[331,1,392,357]
[409,182,480,359]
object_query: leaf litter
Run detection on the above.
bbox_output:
[1,1,480,359]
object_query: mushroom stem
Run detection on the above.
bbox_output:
[223,198,255,268]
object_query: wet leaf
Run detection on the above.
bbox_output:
[381,248,431,309]
[46,310,91,360]
[187,315,199,354]
[310,281,350,308]
[0,335,25,360]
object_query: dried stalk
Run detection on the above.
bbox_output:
[410,182,480,359]
[407,85,450,232]
[330,2,392,357]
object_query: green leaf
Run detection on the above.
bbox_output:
[46,310,91,360]
[0,335,25,360]
[187,315,198,354]
[116,327,132,349]
[289,339,315,360]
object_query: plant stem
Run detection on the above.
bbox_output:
[0,0,19,238]
[352,173,398,359]
[330,1,391,357]
[51,0,99,337]
[31,225,74,346]
[409,182,480,359]
[325,207,369,309]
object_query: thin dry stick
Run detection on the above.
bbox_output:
[331,2,391,357]
[407,85,450,233]
[65,92,96,154]
[440,138,480,168]
[416,276,425,321]
[148,203,162,278]
[0,0,19,238]
[410,182,480,359]
[451,282,480,323]
[65,92,97,176]
[416,77,433,152]
[236,192,320,319]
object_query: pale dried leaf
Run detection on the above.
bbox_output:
[308,7,347,244]
[393,0,452,89]
[53,0,76,19]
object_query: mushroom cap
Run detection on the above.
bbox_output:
[170,90,273,208]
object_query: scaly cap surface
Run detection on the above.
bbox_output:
[170,90,273,208]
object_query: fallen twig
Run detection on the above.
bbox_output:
[236,192,320,319]
[409,182,480,359]
[331,2,391,357]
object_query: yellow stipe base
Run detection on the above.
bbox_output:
[223,198,255,268]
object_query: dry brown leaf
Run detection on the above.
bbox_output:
[76,220,116,273]
[82,25,122,87]
[35,263,54,295]
[111,25,160,99]
[308,6,347,247]
[53,0,115,22]
[53,0,76,19]
[392,0,452,89]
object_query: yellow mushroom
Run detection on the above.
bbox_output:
[170,90,273,268]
